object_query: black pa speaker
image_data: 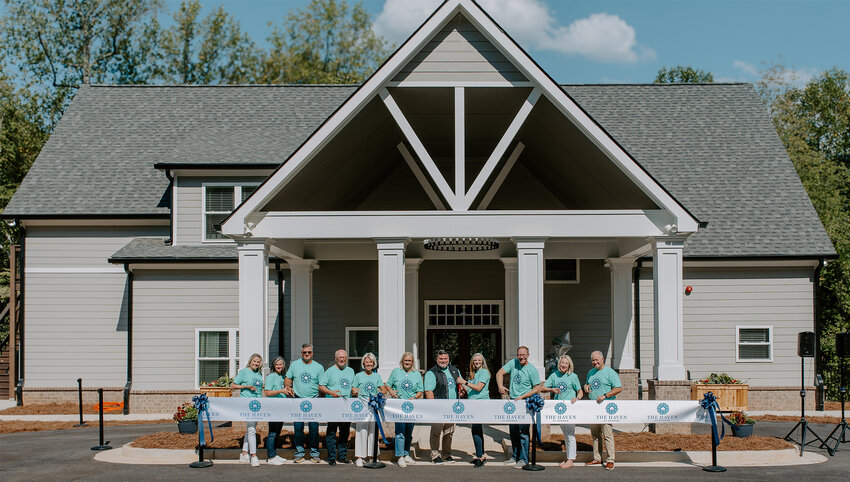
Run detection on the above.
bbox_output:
[798,331,816,358]
[837,332,850,359]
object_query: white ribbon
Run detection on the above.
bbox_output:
[207,398,711,424]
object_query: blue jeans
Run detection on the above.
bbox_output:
[509,424,529,463]
[267,421,283,459]
[471,424,484,458]
[394,422,415,457]
[326,422,351,462]
[293,421,320,459]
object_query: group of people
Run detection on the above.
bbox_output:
[229,344,622,470]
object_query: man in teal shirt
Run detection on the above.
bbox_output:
[496,346,541,468]
[424,350,466,463]
[285,343,324,463]
[583,350,622,470]
[319,349,355,465]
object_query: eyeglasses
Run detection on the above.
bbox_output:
[301,351,312,354]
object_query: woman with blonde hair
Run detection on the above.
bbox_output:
[231,353,264,467]
[264,355,293,465]
[351,352,386,467]
[463,353,490,468]
[385,351,423,467]
[542,354,583,468]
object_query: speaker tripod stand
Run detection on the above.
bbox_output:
[821,357,847,456]
[784,356,827,456]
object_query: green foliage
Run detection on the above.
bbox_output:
[654,65,714,84]
[156,0,260,84]
[759,66,850,398]
[729,411,755,425]
[696,373,744,385]
[259,0,392,84]
[172,401,198,421]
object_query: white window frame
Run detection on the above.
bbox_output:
[345,326,379,367]
[201,182,260,242]
[424,300,504,329]
[736,325,773,363]
[195,328,239,388]
[544,258,580,284]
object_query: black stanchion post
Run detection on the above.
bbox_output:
[702,414,726,473]
[74,378,86,427]
[189,435,213,468]
[522,423,544,471]
[90,388,112,451]
[363,420,386,469]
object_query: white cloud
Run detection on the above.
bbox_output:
[373,0,654,64]
[732,60,757,76]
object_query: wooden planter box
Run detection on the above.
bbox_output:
[691,384,748,411]
[201,386,233,397]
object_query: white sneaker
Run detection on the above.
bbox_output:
[397,457,408,468]
[250,455,260,467]
[504,458,516,465]
[355,458,364,467]
[268,455,286,465]
[404,455,414,464]
[239,453,250,463]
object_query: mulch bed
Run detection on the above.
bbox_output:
[538,432,793,452]
[0,420,170,434]
[752,414,841,424]
[0,402,101,415]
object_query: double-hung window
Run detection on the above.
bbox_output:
[203,183,258,240]
[345,327,379,370]
[736,326,773,362]
[196,328,239,387]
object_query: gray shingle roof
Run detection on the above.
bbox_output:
[4,83,835,258]
[110,238,238,262]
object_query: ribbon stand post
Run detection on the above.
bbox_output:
[90,388,112,451]
[522,394,545,471]
[364,394,387,469]
[189,393,214,468]
[700,392,727,473]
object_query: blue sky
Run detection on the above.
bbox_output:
[171,0,849,85]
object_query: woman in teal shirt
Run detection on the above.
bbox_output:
[542,354,583,468]
[231,353,264,467]
[463,353,490,468]
[385,351,423,467]
[263,356,293,465]
[351,352,385,467]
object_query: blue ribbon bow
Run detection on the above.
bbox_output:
[192,393,214,446]
[368,393,388,444]
[699,391,734,446]
[526,393,545,441]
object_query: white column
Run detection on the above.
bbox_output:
[238,242,269,368]
[377,239,406,380]
[652,236,687,380]
[606,257,635,370]
[516,238,546,380]
[288,259,317,363]
[500,258,519,364]
[405,258,423,370]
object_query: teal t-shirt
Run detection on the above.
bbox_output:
[467,369,491,400]
[234,367,263,398]
[264,372,287,398]
[586,366,622,400]
[502,359,540,399]
[545,371,582,401]
[285,359,324,398]
[387,367,423,399]
[424,367,459,399]
[353,371,384,397]
[319,365,356,397]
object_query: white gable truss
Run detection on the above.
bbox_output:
[222,0,698,241]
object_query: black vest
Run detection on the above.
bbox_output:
[429,364,461,399]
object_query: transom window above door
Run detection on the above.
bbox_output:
[426,301,502,327]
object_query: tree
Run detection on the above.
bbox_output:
[259,0,392,84]
[654,65,714,83]
[156,0,260,84]
[760,67,850,398]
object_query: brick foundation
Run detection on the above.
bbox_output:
[647,379,692,434]
[746,386,816,411]
[616,369,640,400]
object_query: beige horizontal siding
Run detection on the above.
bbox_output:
[25,226,167,268]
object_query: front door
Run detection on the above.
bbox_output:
[424,301,503,400]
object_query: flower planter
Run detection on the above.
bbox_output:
[177,420,198,434]
[691,384,748,411]
[731,423,754,438]
[202,386,233,397]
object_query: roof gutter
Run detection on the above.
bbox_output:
[814,258,826,411]
[123,263,134,415]
[14,219,25,406]
[163,168,174,246]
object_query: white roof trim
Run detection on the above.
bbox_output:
[222,0,698,237]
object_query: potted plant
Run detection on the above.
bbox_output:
[173,402,199,434]
[692,373,749,411]
[201,375,235,397]
[729,411,755,437]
